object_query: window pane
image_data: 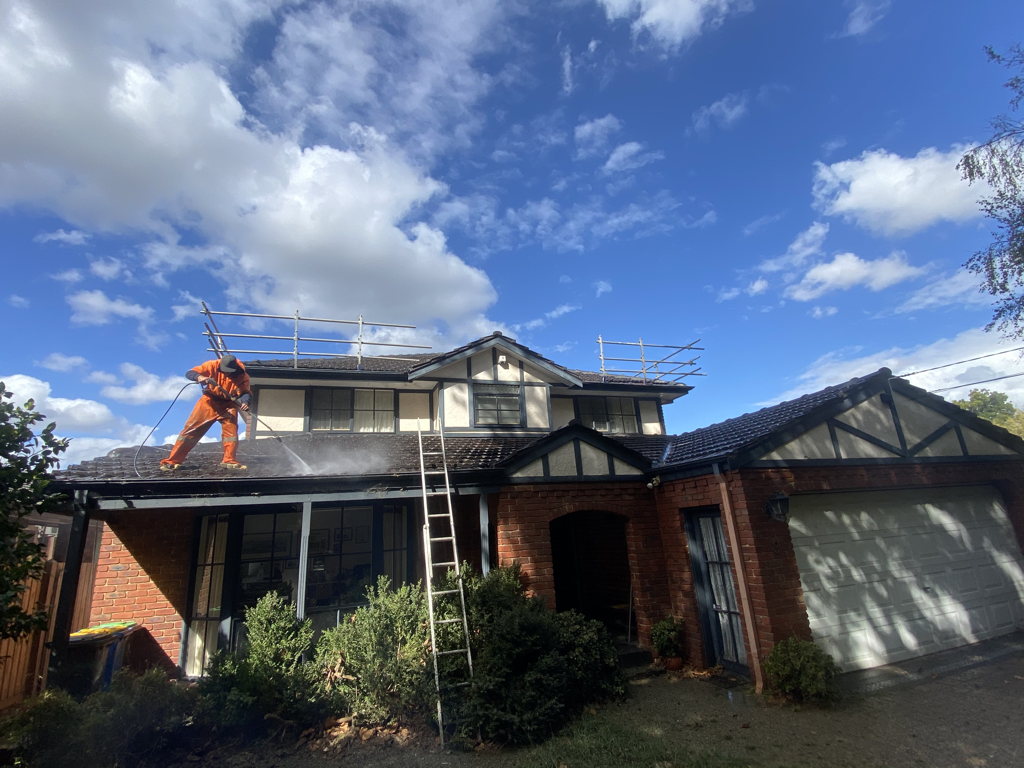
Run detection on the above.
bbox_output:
[375,389,394,410]
[622,414,638,434]
[332,390,352,410]
[354,389,374,410]
[375,410,394,432]
[354,410,374,432]
[331,408,349,430]
[476,408,497,425]
[310,409,331,430]
[312,389,332,409]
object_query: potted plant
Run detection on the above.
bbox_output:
[652,617,685,671]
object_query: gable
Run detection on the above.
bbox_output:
[410,336,581,386]
[758,387,1021,464]
[502,426,650,480]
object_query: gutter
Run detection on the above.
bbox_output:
[713,462,764,693]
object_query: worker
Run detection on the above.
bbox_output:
[160,355,252,471]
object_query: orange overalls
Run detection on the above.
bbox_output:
[161,360,251,467]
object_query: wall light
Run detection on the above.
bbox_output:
[646,475,661,490]
[764,492,789,522]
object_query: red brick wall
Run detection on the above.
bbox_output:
[90,509,194,671]
[495,482,671,646]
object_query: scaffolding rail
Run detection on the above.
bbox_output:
[200,302,432,369]
[596,336,706,384]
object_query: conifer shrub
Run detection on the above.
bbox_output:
[763,636,842,701]
[314,576,430,724]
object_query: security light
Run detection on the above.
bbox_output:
[765,492,789,522]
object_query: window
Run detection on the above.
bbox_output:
[578,397,638,434]
[186,514,230,676]
[310,388,394,433]
[474,383,522,426]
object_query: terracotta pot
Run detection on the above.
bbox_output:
[664,656,684,671]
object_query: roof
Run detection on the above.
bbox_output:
[663,369,890,467]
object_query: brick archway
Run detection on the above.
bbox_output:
[495,483,671,646]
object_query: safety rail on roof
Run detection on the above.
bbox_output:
[596,336,706,385]
[200,302,432,370]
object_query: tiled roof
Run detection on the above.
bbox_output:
[663,368,889,467]
[57,433,540,483]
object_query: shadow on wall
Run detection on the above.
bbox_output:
[789,485,1024,671]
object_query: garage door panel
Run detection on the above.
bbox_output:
[790,486,1024,671]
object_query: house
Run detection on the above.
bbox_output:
[49,333,1024,689]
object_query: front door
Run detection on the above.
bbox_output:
[685,508,747,672]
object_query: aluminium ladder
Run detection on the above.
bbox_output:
[416,420,474,745]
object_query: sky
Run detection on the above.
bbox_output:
[2,0,1023,466]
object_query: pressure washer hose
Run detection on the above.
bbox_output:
[132,379,288,478]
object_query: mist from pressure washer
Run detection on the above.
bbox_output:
[276,443,388,477]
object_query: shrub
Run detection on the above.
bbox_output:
[1,669,199,768]
[314,576,430,724]
[763,637,842,701]
[200,591,319,728]
[651,617,684,659]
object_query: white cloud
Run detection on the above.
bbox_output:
[89,257,127,281]
[67,289,153,325]
[691,92,748,134]
[759,222,829,272]
[840,1,891,37]
[716,287,740,302]
[821,137,847,156]
[812,146,983,236]
[785,251,926,301]
[742,212,784,235]
[594,280,612,297]
[745,277,768,296]
[37,353,88,372]
[171,290,205,322]
[595,0,753,49]
[574,114,623,159]
[894,270,991,314]
[0,373,152,465]
[33,228,90,245]
[559,275,572,284]
[602,141,665,174]
[554,341,575,354]
[8,294,29,308]
[52,269,83,283]
[100,363,193,405]
[767,327,1024,406]
[561,46,574,94]
[810,306,838,319]
[546,303,581,319]
[86,370,120,385]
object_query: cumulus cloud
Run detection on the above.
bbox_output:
[759,222,829,272]
[810,306,838,319]
[0,373,152,465]
[691,92,748,134]
[100,363,194,405]
[602,142,665,174]
[67,289,153,325]
[52,269,83,283]
[812,146,983,236]
[33,228,90,245]
[574,114,623,159]
[766,328,1024,406]
[37,353,88,372]
[745,277,768,296]
[785,251,926,301]
[89,257,127,281]
[716,287,740,302]
[840,1,891,37]
[894,270,991,314]
[594,280,612,297]
[595,0,753,49]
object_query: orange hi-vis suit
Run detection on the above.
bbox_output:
[161,359,251,467]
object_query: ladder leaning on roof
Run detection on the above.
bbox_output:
[416,419,474,745]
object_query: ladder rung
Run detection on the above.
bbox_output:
[422,451,444,456]
[432,561,457,567]
[425,492,450,497]
[429,536,454,542]
[427,513,452,518]
[437,648,470,656]
[434,618,464,625]
[431,589,460,596]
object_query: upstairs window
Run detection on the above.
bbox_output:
[474,383,523,426]
[578,397,638,434]
[310,388,394,433]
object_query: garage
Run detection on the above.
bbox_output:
[789,485,1024,670]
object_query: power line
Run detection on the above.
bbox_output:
[897,346,1024,378]
[930,371,1024,394]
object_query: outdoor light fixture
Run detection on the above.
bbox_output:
[497,354,508,365]
[764,492,789,522]
[646,475,661,490]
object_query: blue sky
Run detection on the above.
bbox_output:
[2,0,1023,465]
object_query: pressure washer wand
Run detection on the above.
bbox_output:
[203,379,285,442]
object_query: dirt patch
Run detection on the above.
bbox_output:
[178,651,1024,768]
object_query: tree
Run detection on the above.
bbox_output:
[958,44,1024,338]
[0,382,69,641]
[953,387,1024,437]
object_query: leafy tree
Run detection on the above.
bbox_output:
[953,387,1024,437]
[0,382,69,641]
[958,44,1024,338]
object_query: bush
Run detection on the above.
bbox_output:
[200,591,319,728]
[314,576,430,724]
[763,637,841,701]
[2,669,199,768]
[651,617,684,659]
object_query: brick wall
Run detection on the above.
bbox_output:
[495,482,671,646]
[90,509,194,671]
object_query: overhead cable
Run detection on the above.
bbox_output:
[897,345,1024,378]
[930,371,1024,394]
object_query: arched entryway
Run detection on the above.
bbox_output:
[549,510,635,639]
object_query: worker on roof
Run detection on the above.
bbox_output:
[160,355,251,471]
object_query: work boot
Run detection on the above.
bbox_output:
[160,463,181,472]
[220,461,247,470]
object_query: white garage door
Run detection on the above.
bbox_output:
[789,486,1024,671]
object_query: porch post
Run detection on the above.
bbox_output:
[479,494,490,575]
[295,501,312,619]
[48,489,90,681]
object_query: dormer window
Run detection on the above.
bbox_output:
[578,396,638,434]
[474,383,523,426]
